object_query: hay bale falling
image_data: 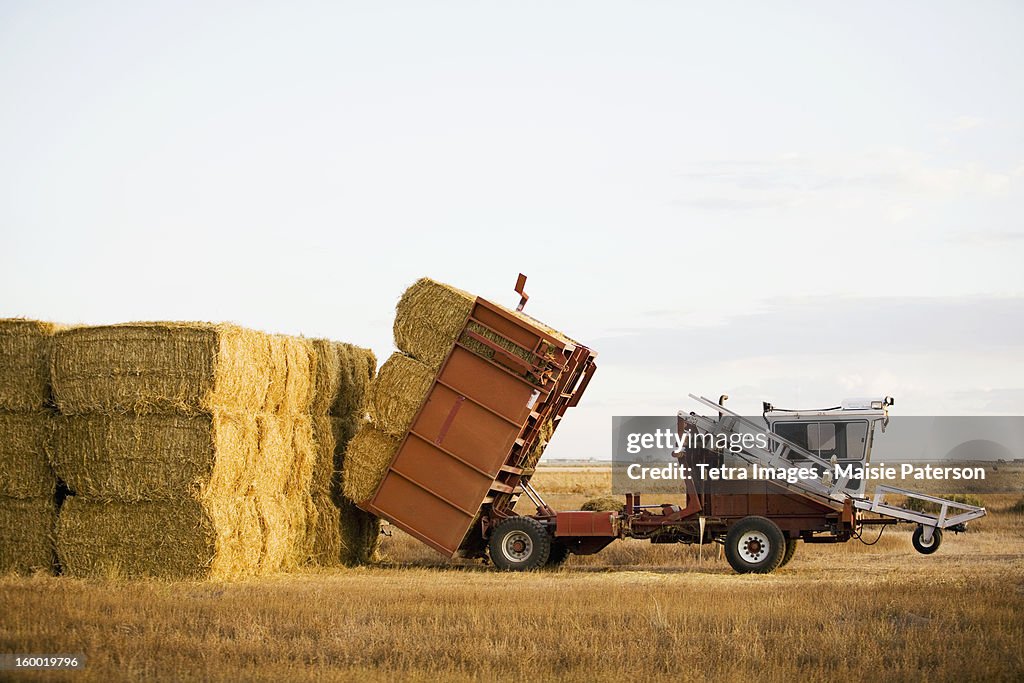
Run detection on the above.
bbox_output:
[341,424,400,504]
[0,497,55,573]
[51,323,314,415]
[366,353,434,437]
[393,278,476,369]
[0,412,54,499]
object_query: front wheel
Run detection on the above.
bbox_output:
[488,517,551,571]
[724,516,786,574]
[912,526,942,555]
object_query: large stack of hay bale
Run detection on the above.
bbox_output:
[45,323,379,579]
[308,340,382,566]
[0,320,61,574]
[342,278,573,505]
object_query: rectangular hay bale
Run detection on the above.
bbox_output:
[0,411,55,499]
[0,496,55,574]
[0,319,60,412]
[51,323,314,415]
[341,422,400,504]
[56,496,267,579]
[366,352,435,438]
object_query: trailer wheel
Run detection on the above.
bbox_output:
[545,541,570,567]
[780,538,798,567]
[489,517,551,571]
[912,526,943,555]
[724,516,786,574]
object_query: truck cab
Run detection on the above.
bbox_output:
[764,397,894,496]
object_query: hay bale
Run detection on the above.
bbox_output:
[0,412,54,499]
[331,343,377,419]
[366,353,434,437]
[337,497,382,566]
[310,415,335,496]
[55,496,279,579]
[57,497,220,579]
[341,424,400,504]
[310,339,342,415]
[521,419,555,470]
[0,496,55,574]
[51,411,256,501]
[0,319,60,411]
[393,278,476,369]
[393,277,578,371]
[580,496,623,512]
[51,323,314,415]
[307,494,341,565]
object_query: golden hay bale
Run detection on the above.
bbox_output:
[310,339,342,415]
[0,319,60,411]
[310,415,336,496]
[306,494,341,566]
[57,497,221,579]
[366,353,434,437]
[337,497,382,566]
[0,412,54,499]
[393,277,578,371]
[265,334,315,415]
[393,278,476,369]
[50,411,254,501]
[0,496,55,574]
[331,343,377,419]
[580,496,624,512]
[255,491,309,572]
[328,415,359,505]
[521,419,555,470]
[341,424,400,504]
[51,323,315,415]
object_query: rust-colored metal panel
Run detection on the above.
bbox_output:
[412,384,520,472]
[556,511,616,537]
[369,474,475,555]
[440,347,539,424]
[363,294,598,558]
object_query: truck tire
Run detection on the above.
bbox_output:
[780,537,798,567]
[912,526,942,555]
[724,516,786,574]
[546,540,570,567]
[489,517,551,571]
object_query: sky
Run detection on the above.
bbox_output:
[2,1,1022,459]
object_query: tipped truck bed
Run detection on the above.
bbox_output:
[360,298,596,557]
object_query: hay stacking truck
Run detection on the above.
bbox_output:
[360,277,987,573]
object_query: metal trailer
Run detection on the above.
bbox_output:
[363,277,987,574]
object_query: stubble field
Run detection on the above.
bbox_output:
[2,466,1022,682]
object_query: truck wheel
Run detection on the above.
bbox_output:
[912,526,942,555]
[546,541,570,567]
[489,517,551,571]
[780,538,798,567]
[724,516,785,574]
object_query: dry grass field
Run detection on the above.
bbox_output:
[2,466,1023,682]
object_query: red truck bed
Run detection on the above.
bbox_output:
[361,297,596,557]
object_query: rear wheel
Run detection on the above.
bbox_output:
[489,517,551,571]
[724,516,786,574]
[545,541,570,567]
[912,526,942,555]
[780,537,798,567]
